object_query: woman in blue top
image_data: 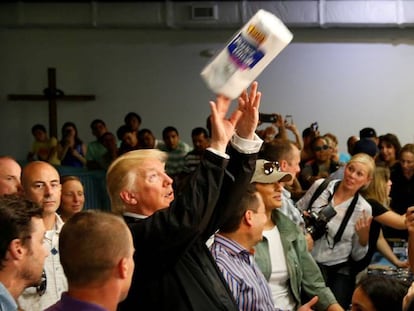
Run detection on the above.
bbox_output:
[58,122,87,168]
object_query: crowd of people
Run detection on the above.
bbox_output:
[2,81,414,311]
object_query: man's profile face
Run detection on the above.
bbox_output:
[130,158,174,213]
[22,217,49,287]
[23,163,61,215]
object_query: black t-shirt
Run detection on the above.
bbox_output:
[351,198,388,272]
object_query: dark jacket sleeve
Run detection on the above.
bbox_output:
[201,145,257,240]
[129,149,228,263]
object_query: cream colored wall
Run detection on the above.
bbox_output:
[1,28,414,161]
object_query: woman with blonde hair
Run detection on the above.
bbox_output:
[296,153,375,309]
[355,166,408,271]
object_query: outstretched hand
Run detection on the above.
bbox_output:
[236,81,261,140]
[208,95,242,153]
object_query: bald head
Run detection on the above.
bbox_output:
[22,161,61,215]
[0,156,22,195]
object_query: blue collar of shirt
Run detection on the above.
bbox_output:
[0,281,18,311]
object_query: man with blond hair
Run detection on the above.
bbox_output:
[107,83,263,310]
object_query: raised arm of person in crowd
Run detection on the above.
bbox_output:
[285,120,303,150]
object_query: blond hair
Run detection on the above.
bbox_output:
[106,149,167,214]
[347,153,376,180]
[361,166,390,207]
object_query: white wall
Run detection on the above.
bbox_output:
[1,27,414,162]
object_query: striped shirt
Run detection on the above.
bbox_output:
[210,235,275,311]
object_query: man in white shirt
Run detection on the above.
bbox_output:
[18,161,68,311]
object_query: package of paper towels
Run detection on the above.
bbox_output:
[201,10,293,99]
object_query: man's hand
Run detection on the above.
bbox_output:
[235,81,261,140]
[208,95,241,153]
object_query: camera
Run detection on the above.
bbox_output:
[304,205,337,241]
[259,113,278,123]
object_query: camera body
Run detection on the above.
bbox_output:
[304,204,337,241]
[259,113,278,123]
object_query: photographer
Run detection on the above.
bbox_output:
[296,153,374,309]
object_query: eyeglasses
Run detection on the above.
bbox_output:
[263,161,280,175]
[313,145,329,152]
[36,270,47,296]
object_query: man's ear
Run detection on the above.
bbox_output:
[119,191,138,205]
[243,210,254,227]
[280,159,288,171]
[117,257,128,279]
[8,239,25,260]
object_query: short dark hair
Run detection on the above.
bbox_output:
[31,124,47,135]
[219,185,260,233]
[116,125,133,141]
[124,112,142,125]
[356,275,409,311]
[260,139,295,163]
[0,194,43,269]
[90,119,106,130]
[191,127,209,138]
[162,126,179,139]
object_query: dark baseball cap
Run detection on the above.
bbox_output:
[359,127,377,139]
[352,138,379,157]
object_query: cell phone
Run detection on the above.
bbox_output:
[259,113,278,123]
[285,115,293,125]
[311,122,319,131]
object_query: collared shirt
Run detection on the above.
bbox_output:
[0,282,17,311]
[45,292,107,311]
[210,235,274,311]
[280,188,305,229]
[18,214,68,311]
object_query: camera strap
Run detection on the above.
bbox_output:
[307,179,359,247]
[333,191,359,247]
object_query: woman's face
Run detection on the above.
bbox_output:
[61,179,85,216]
[313,138,330,162]
[400,151,414,178]
[254,182,283,211]
[343,161,371,192]
[351,286,376,311]
[379,142,396,163]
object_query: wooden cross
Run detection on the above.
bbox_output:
[8,67,95,138]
